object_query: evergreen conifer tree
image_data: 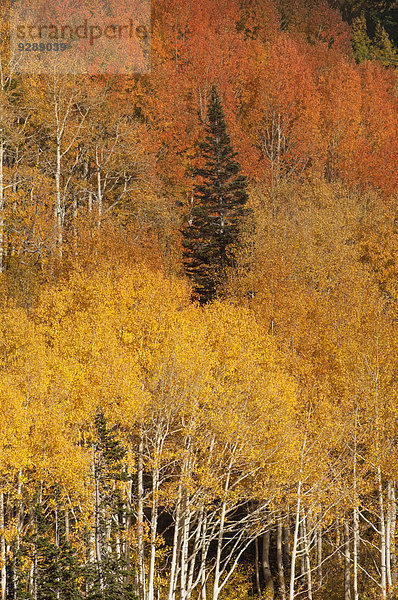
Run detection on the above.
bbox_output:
[371,21,398,65]
[182,85,250,304]
[86,408,135,600]
[22,501,83,600]
[352,13,373,61]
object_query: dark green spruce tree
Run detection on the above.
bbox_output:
[85,408,135,600]
[182,85,250,304]
[15,499,83,600]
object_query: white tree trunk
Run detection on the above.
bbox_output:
[180,491,190,600]
[148,465,159,600]
[137,433,146,600]
[353,507,359,600]
[94,446,104,593]
[391,485,397,585]
[289,480,302,600]
[302,513,312,600]
[168,484,182,600]
[316,525,323,585]
[0,135,4,274]
[344,517,351,600]
[378,467,387,599]
[96,147,102,228]
[55,134,63,254]
[353,406,359,600]
[212,466,231,600]
[277,515,287,600]
[0,492,6,600]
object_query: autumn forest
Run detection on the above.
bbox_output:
[1,0,398,599]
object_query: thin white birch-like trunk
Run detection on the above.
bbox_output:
[299,520,305,581]
[0,492,6,600]
[378,467,387,599]
[180,491,190,600]
[65,509,70,542]
[94,446,104,593]
[187,507,204,600]
[96,147,102,228]
[126,479,133,565]
[73,194,78,256]
[212,466,231,600]
[386,480,392,591]
[33,510,38,600]
[147,464,159,600]
[386,479,396,591]
[353,507,359,600]
[277,515,287,600]
[14,471,24,598]
[344,518,351,600]
[391,485,397,585]
[137,432,146,600]
[289,480,302,600]
[168,484,182,600]
[200,510,208,600]
[213,499,227,600]
[302,513,312,600]
[0,135,4,274]
[353,406,359,600]
[316,525,322,584]
[55,132,63,254]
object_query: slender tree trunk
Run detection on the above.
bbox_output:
[344,517,351,600]
[96,148,102,228]
[299,520,305,581]
[316,525,323,585]
[391,485,397,585]
[353,406,359,600]
[289,480,302,600]
[378,467,387,599]
[73,194,78,256]
[94,447,104,594]
[213,497,227,600]
[13,471,24,600]
[65,509,70,543]
[0,492,6,600]
[137,432,146,600]
[283,515,291,580]
[353,507,359,600]
[168,484,182,600]
[187,507,204,600]
[262,530,274,599]
[277,515,287,600]
[302,513,312,600]
[33,510,38,600]
[255,536,262,598]
[386,480,393,592]
[148,463,159,600]
[336,519,342,567]
[180,490,190,600]
[200,510,208,600]
[213,466,231,600]
[0,135,4,274]
[55,135,63,254]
